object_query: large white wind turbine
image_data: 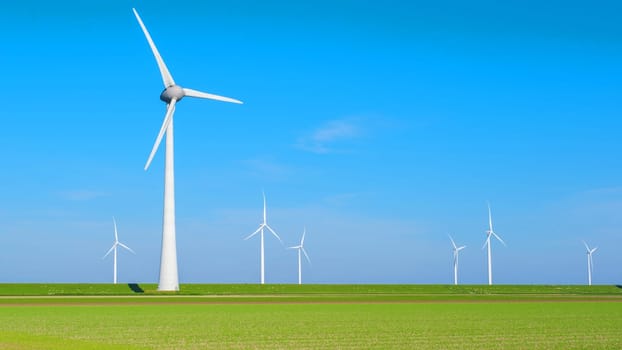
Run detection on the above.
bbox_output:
[448,235,465,285]
[483,202,505,285]
[289,228,311,285]
[582,241,598,286]
[132,8,242,291]
[103,217,135,284]
[245,192,282,284]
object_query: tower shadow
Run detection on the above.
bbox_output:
[128,283,144,293]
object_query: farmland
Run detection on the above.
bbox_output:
[1,284,621,349]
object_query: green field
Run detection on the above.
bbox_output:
[1,283,621,296]
[1,284,621,349]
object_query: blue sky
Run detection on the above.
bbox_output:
[1,0,621,285]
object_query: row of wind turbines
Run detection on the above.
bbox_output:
[449,203,506,286]
[103,192,311,285]
[103,197,598,286]
[244,192,311,285]
[449,203,600,286]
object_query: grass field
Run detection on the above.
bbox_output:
[1,283,621,296]
[1,284,621,349]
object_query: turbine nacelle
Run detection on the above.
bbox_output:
[160,85,185,103]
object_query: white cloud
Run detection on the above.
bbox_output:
[297,119,362,154]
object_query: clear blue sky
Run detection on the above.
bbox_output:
[1,0,620,284]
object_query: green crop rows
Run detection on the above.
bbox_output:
[1,284,621,349]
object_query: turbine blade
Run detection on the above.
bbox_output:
[492,231,506,246]
[265,224,282,243]
[302,247,311,264]
[301,228,306,246]
[244,226,262,240]
[448,234,457,249]
[118,243,135,254]
[487,201,493,232]
[591,247,598,254]
[132,8,175,88]
[458,246,466,251]
[182,88,243,104]
[262,191,267,224]
[582,240,590,252]
[102,245,115,259]
[144,98,177,170]
[112,216,118,242]
[482,236,490,250]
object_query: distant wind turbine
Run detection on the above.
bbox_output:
[289,228,311,285]
[132,8,242,291]
[448,235,466,285]
[483,202,505,285]
[103,217,135,284]
[245,192,282,284]
[582,241,598,286]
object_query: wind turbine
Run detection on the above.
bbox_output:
[132,8,242,291]
[103,217,135,284]
[289,228,311,285]
[448,235,465,285]
[245,192,282,284]
[582,241,598,286]
[483,202,505,285]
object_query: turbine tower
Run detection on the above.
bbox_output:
[132,8,242,291]
[448,234,465,285]
[289,228,311,285]
[583,241,598,286]
[483,202,505,285]
[103,217,135,284]
[245,192,282,284]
